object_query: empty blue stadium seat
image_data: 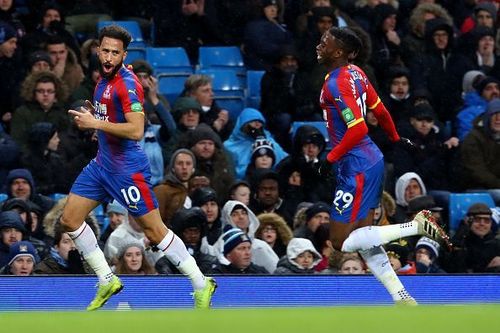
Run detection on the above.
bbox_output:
[198,46,244,70]
[246,70,265,108]
[97,21,145,48]
[124,48,146,64]
[145,47,193,75]
[198,46,246,85]
[158,74,190,105]
[197,69,244,97]
[0,193,8,203]
[448,192,496,235]
[215,96,246,121]
[290,121,331,148]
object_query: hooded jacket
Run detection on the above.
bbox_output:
[223,108,288,179]
[153,148,195,225]
[202,200,279,273]
[274,238,322,274]
[393,172,427,223]
[4,168,55,215]
[460,105,500,189]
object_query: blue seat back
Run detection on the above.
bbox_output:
[124,48,146,64]
[197,69,244,97]
[145,47,193,75]
[97,21,145,48]
[158,74,190,105]
[198,46,244,70]
[0,193,8,203]
[215,96,246,121]
[246,70,265,108]
[448,192,496,235]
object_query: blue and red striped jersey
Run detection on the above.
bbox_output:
[320,64,384,173]
[93,65,147,173]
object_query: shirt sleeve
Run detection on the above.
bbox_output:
[325,73,369,163]
[366,81,400,142]
[118,76,145,115]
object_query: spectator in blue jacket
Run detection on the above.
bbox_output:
[223,108,288,179]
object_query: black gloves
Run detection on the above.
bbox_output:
[314,159,333,178]
[399,137,416,148]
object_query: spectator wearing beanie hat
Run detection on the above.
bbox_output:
[27,50,52,73]
[100,200,128,243]
[385,241,416,275]
[0,240,39,275]
[1,197,50,261]
[442,202,500,273]
[245,137,276,180]
[4,169,55,216]
[208,200,278,273]
[190,187,221,245]
[0,21,17,57]
[211,226,268,274]
[0,210,28,267]
[293,201,330,243]
[180,123,235,202]
[276,124,331,203]
[414,236,445,273]
[113,241,156,275]
[228,180,252,206]
[393,102,459,191]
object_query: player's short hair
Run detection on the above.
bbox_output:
[329,27,362,61]
[98,25,132,49]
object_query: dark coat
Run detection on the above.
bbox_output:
[211,262,269,274]
[460,116,500,189]
[441,222,500,273]
[392,125,457,191]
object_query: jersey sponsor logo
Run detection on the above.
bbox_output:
[128,89,136,95]
[95,101,109,121]
[334,96,342,103]
[131,102,143,112]
[342,108,356,124]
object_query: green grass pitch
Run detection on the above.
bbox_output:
[1,305,499,333]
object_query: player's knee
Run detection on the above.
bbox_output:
[341,226,382,252]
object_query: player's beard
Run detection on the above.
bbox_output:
[98,58,123,80]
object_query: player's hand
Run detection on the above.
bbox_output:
[68,105,97,130]
[399,137,416,149]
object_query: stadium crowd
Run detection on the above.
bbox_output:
[0,0,499,276]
